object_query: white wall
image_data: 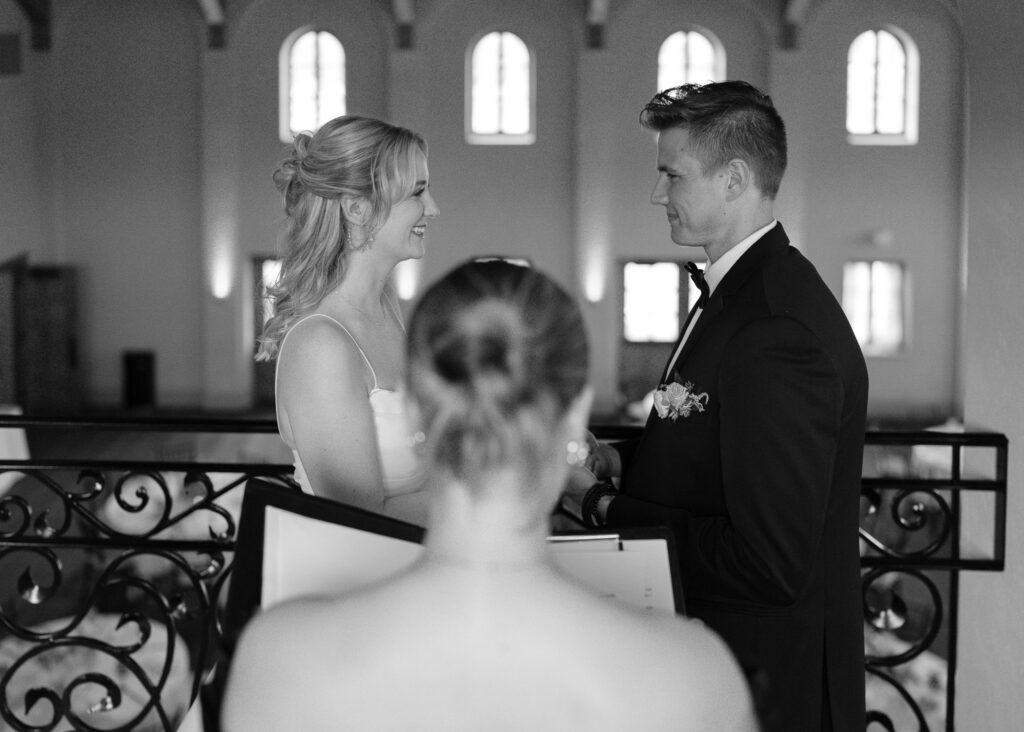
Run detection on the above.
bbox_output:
[957,0,1024,728]
[778,0,964,419]
[53,0,204,406]
[0,0,976,424]
[412,0,579,288]
[0,2,47,263]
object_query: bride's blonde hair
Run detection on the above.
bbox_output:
[256,115,427,361]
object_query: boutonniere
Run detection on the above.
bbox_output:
[653,380,709,421]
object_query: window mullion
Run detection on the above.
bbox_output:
[314,32,322,127]
[872,32,882,134]
[497,33,506,134]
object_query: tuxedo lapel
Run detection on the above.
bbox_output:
[663,224,792,375]
[660,302,701,383]
[672,295,723,370]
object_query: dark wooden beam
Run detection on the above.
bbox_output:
[781,22,800,50]
[208,23,225,49]
[195,0,226,49]
[13,0,50,51]
[397,24,413,50]
[781,0,814,50]
[0,33,22,74]
[586,0,610,50]
[393,0,415,49]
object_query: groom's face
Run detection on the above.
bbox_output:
[651,126,730,252]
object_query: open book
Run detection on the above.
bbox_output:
[225,479,685,642]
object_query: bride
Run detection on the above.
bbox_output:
[256,115,439,525]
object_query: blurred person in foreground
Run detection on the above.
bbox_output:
[224,259,757,731]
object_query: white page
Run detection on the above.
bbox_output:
[262,508,678,615]
[262,507,424,607]
[550,537,677,614]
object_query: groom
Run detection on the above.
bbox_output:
[564,81,868,731]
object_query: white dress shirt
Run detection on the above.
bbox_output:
[663,220,779,378]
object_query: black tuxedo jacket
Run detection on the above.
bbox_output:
[608,223,868,732]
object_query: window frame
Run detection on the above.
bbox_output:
[846,25,919,146]
[620,259,704,345]
[465,29,536,146]
[841,258,911,358]
[656,27,726,91]
[279,27,346,143]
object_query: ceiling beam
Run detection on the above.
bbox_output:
[781,0,815,49]
[13,0,50,51]
[586,0,610,49]
[393,0,415,49]
[195,0,226,49]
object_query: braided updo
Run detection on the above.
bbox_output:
[407,260,589,488]
[257,116,427,360]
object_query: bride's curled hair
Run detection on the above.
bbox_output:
[407,260,588,488]
[257,115,427,361]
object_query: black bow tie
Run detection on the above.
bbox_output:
[685,261,709,308]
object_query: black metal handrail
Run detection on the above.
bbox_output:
[0,416,1008,732]
[0,414,279,433]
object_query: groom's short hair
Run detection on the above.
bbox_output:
[640,80,788,200]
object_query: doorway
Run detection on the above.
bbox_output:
[252,257,282,408]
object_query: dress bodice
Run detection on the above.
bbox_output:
[276,312,426,501]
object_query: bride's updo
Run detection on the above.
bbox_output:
[407,260,588,488]
[257,116,427,360]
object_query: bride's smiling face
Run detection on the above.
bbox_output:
[375,153,439,261]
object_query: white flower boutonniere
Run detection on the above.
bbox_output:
[653,380,709,421]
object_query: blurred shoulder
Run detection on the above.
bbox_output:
[232,596,328,664]
[222,599,332,730]
[611,613,757,729]
[640,613,743,674]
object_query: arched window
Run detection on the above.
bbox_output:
[467,31,534,145]
[280,29,345,142]
[842,259,907,356]
[846,27,918,145]
[657,29,724,91]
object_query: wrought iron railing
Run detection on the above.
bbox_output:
[858,429,1006,732]
[0,415,293,732]
[0,417,1008,732]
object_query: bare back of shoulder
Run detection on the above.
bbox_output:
[288,570,758,731]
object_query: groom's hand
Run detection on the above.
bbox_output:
[560,465,599,523]
[583,431,621,480]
